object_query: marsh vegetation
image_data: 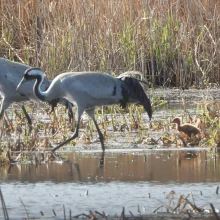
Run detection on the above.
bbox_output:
[1,0,220,219]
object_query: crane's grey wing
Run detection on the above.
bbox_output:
[63,73,120,100]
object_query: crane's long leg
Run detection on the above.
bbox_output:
[0,110,4,120]
[0,97,11,122]
[21,105,32,127]
[0,97,7,120]
[86,109,105,151]
[51,112,81,152]
[66,102,74,123]
[99,151,105,167]
[93,119,105,151]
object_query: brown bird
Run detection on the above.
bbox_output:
[171,117,201,138]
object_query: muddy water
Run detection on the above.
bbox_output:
[0,149,220,219]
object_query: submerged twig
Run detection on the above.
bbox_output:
[53,209,57,216]
[94,210,107,218]
[137,204,141,215]
[69,209,71,220]
[129,211,135,216]
[210,203,220,220]
[63,204,66,220]
[190,192,196,207]
[153,205,165,213]
[20,197,29,220]
[119,207,125,220]
[72,213,91,218]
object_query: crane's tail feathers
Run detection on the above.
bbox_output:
[119,76,152,119]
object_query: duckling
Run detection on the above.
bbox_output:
[171,117,201,138]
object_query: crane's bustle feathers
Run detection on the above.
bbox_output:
[119,76,152,119]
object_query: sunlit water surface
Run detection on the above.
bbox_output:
[0,149,220,219]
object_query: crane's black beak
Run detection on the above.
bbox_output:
[16,77,27,91]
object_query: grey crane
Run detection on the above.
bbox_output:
[0,58,73,126]
[17,67,152,152]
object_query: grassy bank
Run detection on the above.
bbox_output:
[1,0,220,88]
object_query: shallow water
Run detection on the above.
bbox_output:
[0,149,220,219]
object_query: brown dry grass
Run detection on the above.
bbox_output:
[1,0,220,87]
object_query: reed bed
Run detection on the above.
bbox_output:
[1,0,220,87]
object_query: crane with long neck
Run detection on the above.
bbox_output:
[17,67,152,152]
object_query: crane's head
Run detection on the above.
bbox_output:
[16,67,44,91]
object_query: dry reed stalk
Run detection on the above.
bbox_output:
[0,187,9,220]
[20,197,29,220]
[210,203,220,220]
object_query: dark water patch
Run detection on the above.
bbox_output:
[0,149,219,183]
